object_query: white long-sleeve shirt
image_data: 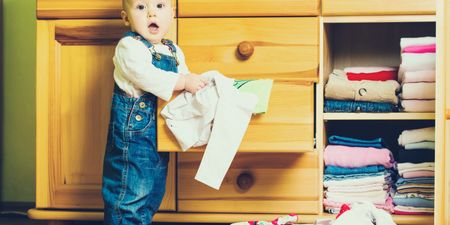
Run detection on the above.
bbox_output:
[113,36,190,101]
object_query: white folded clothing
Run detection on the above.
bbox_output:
[325,191,388,205]
[402,70,435,83]
[344,66,396,74]
[405,141,435,150]
[398,127,435,146]
[401,82,435,100]
[401,100,435,112]
[327,184,388,193]
[324,175,387,188]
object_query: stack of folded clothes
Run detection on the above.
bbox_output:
[323,135,396,214]
[398,37,436,112]
[394,127,435,215]
[324,68,400,113]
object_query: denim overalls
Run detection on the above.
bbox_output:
[102,32,177,225]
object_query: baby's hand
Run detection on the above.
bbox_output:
[184,73,208,94]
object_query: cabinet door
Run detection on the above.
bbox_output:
[36,20,176,210]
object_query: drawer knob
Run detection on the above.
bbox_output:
[237,41,254,59]
[237,172,254,191]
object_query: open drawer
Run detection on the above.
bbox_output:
[157,80,315,153]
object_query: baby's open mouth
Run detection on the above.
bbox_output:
[149,23,159,34]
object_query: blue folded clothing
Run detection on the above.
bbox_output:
[328,135,385,148]
[324,165,386,175]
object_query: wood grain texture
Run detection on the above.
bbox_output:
[37,0,176,19]
[178,17,318,81]
[36,20,176,210]
[157,80,315,152]
[178,0,319,17]
[177,152,320,214]
[322,0,436,16]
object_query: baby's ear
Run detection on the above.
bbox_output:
[121,10,130,26]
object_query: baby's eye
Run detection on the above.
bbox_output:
[157,3,165,8]
[136,4,146,10]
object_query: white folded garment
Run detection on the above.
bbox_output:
[398,127,435,146]
[401,100,435,112]
[344,66,396,74]
[401,82,435,100]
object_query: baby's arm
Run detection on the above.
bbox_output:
[172,44,208,93]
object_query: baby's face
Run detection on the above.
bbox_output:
[122,0,174,44]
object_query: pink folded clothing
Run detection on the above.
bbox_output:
[401,82,435,100]
[402,70,435,83]
[323,197,395,213]
[402,44,436,53]
[402,170,435,178]
[324,145,395,168]
[401,100,435,112]
[400,37,436,51]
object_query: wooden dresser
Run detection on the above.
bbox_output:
[30,0,445,224]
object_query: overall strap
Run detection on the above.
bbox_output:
[124,31,179,65]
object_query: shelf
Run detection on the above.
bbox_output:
[27,209,434,225]
[324,113,435,120]
[322,15,436,24]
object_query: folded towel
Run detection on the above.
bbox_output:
[234,79,273,114]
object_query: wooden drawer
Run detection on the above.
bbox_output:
[178,17,319,81]
[177,152,320,214]
[178,0,319,17]
[157,80,315,153]
[322,0,436,16]
[37,0,176,19]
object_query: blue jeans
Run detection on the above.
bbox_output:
[103,31,179,225]
[102,87,169,225]
[324,99,398,112]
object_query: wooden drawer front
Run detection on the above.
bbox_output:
[157,80,314,152]
[178,152,320,214]
[178,17,319,81]
[178,0,319,17]
[37,0,176,19]
[322,0,436,16]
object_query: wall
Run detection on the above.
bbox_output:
[1,0,36,202]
